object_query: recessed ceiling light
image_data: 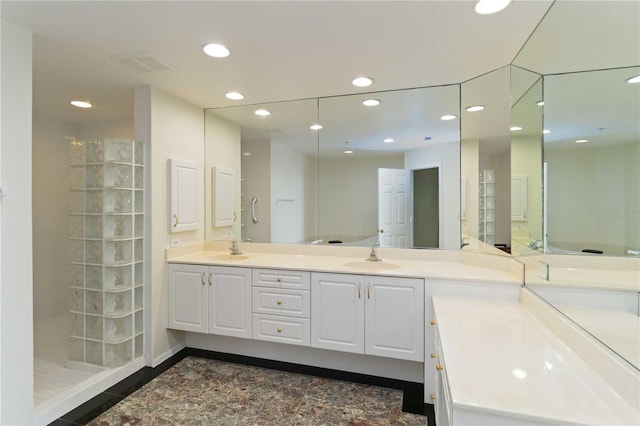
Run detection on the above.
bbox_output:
[362,99,380,107]
[475,0,513,15]
[537,101,544,106]
[510,126,523,131]
[383,138,395,143]
[202,43,230,58]
[352,77,373,87]
[242,152,252,156]
[466,105,485,112]
[512,368,527,379]
[441,114,457,121]
[575,139,589,143]
[70,100,93,109]
[543,129,551,134]
[254,109,270,117]
[225,92,244,100]
[626,75,640,84]
[310,124,323,130]
[344,150,354,154]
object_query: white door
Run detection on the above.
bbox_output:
[511,175,528,221]
[208,266,252,338]
[311,273,364,354]
[364,276,424,361]
[168,264,208,333]
[378,168,411,247]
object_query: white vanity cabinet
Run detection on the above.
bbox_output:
[311,272,424,362]
[251,269,311,346]
[168,263,252,338]
[431,319,452,426]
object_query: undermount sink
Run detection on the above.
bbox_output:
[208,254,250,261]
[343,261,402,271]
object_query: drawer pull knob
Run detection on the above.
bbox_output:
[436,364,444,371]
[277,300,282,305]
[430,353,436,359]
[430,320,437,326]
[277,328,282,333]
[276,277,282,283]
[430,394,437,400]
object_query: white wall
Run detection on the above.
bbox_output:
[318,154,403,241]
[134,86,204,365]
[204,112,241,241]
[405,142,461,250]
[241,139,271,243]
[546,141,639,253]
[270,141,312,243]
[461,139,479,238]
[1,19,34,424]
[76,118,134,140]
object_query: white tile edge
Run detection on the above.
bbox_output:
[151,342,186,368]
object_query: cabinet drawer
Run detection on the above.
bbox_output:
[252,314,310,346]
[252,268,310,290]
[252,287,310,318]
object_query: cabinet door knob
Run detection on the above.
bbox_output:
[430,353,436,359]
[208,273,213,286]
[276,300,282,305]
[367,283,371,299]
[201,273,205,286]
[430,320,437,326]
[430,394,437,400]
[436,364,444,371]
[277,327,282,333]
[174,214,179,228]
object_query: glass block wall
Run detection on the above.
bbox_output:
[68,139,144,368]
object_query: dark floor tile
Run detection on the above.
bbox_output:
[333,370,376,385]
[103,367,152,397]
[59,392,124,425]
[403,381,424,401]
[373,375,406,390]
[296,364,338,379]
[47,419,81,426]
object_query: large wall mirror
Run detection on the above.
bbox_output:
[205,85,461,250]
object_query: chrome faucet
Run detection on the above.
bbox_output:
[229,240,244,255]
[529,240,543,250]
[366,241,382,262]
[626,248,640,256]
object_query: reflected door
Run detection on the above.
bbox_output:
[378,168,411,247]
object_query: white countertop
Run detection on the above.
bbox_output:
[167,248,521,284]
[432,296,640,425]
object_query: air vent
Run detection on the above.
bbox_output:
[111,53,174,73]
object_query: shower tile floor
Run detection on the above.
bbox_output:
[34,313,101,409]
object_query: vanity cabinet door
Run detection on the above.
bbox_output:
[311,272,365,354]
[208,266,252,339]
[364,275,424,361]
[168,263,208,333]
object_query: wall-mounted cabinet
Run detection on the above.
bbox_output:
[511,175,528,221]
[213,166,236,228]
[169,159,198,233]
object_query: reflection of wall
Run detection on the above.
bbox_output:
[241,139,271,243]
[405,141,460,249]
[479,149,510,246]
[32,114,134,322]
[270,141,312,243]
[319,155,403,241]
[511,135,543,241]
[461,139,479,238]
[546,141,639,253]
[204,113,241,241]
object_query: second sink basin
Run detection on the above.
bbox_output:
[343,261,402,271]
[208,254,250,261]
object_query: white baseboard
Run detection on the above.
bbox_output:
[151,342,186,367]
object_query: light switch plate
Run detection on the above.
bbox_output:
[537,261,549,280]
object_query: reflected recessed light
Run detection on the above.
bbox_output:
[352,77,374,87]
[242,152,252,156]
[475,0,512,15]
[310,124,323,130]
[575,139,589,143]
[512,368,527,379]
[70,100,92,109]
[344,150,354,154]
[510,126,523,131]
[543,129,551,134]
[383,138,395,143]
[537,101,544,106]
[254,109,270,117]
[441,114,457,121]
[225,92,244,100]
[466,105,485,112]
[362,99,380,107]
[202,43,230,58]
[626,75,640,84]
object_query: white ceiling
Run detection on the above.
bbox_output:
[1,0,555,124]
